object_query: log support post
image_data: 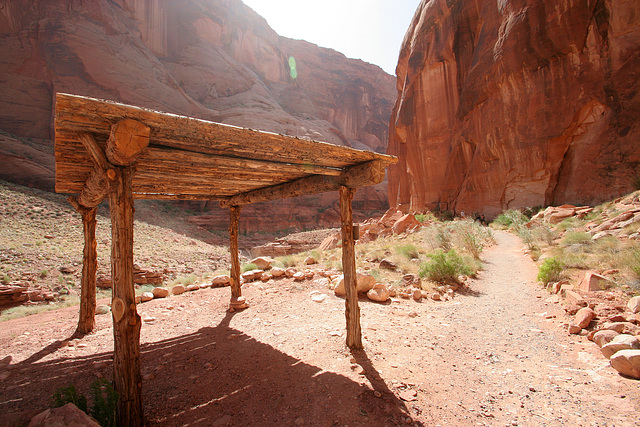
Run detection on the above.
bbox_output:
[229,205,248,310]
[69,196,98,334]
[108,167,143,426]
[340,186,362,349]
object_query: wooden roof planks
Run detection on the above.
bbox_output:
[54,93,397,204]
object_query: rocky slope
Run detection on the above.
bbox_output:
[388,0,640,217]
[0,0,395,231]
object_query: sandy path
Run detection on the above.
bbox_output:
[0,230,639,426]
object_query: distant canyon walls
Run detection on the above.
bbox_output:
[388,0,640,217]
[0,0,395,231]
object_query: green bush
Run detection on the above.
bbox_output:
[52,384,88,413]
[537,257,564,284]
[561,231,592,246]
[419,249,476,283]
[492,210,528,229]
[395,243,419,259]
[241,262,258,273]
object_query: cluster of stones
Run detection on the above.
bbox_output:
[550,276,640,379]
[0,282,56,307]
[318,208,426,251]
[529,193,640,240]
[96,265,165,289]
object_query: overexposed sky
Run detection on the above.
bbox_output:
[242,0,422,75]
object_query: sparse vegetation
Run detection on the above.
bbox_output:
[241,263,258,273]
[51,379,118,427]
[418,249,478,284]
[537,257,564,284]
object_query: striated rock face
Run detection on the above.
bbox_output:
[0,0,395,230]
[388,0,640,217]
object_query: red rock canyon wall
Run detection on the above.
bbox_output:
[0,0,395,232]
[388,0,640,217]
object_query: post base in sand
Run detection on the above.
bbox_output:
[228,296,249,312]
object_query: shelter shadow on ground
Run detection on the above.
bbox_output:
[0,313,415,426]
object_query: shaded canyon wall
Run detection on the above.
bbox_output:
[0,0,395,231]
[388,0,640,217]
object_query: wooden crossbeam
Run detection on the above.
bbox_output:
[219,160,386,208]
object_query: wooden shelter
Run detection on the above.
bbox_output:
[54,93,397,425]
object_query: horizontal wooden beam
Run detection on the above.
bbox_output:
[219,160,386,208]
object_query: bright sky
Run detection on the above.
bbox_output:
[242,0,422,75]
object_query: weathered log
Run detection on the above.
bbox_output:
[105,119,150,166]
[78,132,110,171]
[77,168,107,208]
[107,167,142,426]
[340,186,362,349]
[68,196,98,334]
[220,160,386,208]
[229,205,242,300]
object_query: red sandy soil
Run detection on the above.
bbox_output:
[0,231,639,426]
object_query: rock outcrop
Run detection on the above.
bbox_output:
[388,0,640,217]
[0,0,395,230]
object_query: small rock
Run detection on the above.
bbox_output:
[29,403,101,427]
[367,283,390,302]
[398,389,418,402]
[593,329,619,347]
[140,292,154,302]
[601,334,640,359]
[270,267,285,277]
[293,272,305,281]
[431,292,442,301]
[578,271,612,292]
[285,267,297,277]
[374,390,382,398]
[58,266,76,274]
[152,287,169,298]
[304,256,317,265]
[412,289,422,302]
[628,296,640,314]
[606,322,640,335]
[212,414,232,426]
[575,307,595,329]
[211,275,230,287]
[251,257,274,270]
[171,285,186,295]
[563,290,587,307]
[311,293,328,303]
[241,269,264,282]
[261,272,272,282]
[0,355,12,368]
[380,259,397,270]
[96,305,111,315]
[186,284,200,292]
[143,373,155,381]
[568,324,582,334]
[609,349,640,379]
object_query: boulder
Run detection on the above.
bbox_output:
[379,259,397,270]
[241,269,263,282]
[605,322,640,335]
[250,257,274,270]
[212,275,230,287]
[285,267,297,278]
[152,287,169,298]
[562,290,587,307]
[171,285,186,295]
[270,267,285,278]
[392,214,421,235]
[628,296,640,314]
[593,330,619,348]
[140,292,154,302]
[601,334,640,359]
[574,307,595,329]
[334,273,377,296]
[367,284,390,302]
[578,271,612,292]
[609,350,640,379]
[29,403,101,427]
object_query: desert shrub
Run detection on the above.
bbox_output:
[561,231,592,246]
[451,220,486,259]
[435,226,452,251]
[492,210,528,229]
[51,384,88,412]
[537,257,564,284]
[415,212,436,223]
[240,262,258,273]
[628,248,640,278]
[532,224,557,246]
[395,243,419,259]
[516,226,537,251]
[418,249,476,283]
[89,378,118,427]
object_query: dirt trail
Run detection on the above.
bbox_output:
[0,230,638,426]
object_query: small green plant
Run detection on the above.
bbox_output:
[39,269,49,278]
[492,210,528,229]
[561,231,592,246]
[419,249,476,284]
[436,226,452,251]
[89,378,118,427]
[395,243,419,259]
[241,263,258,273]
[51,384,88,413]
[537,257,564,284]
[1,274,10,284]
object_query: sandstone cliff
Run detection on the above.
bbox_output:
[388,0,640,217]
[0,0,395,231]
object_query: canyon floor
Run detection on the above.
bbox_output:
[0,230,638,426]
